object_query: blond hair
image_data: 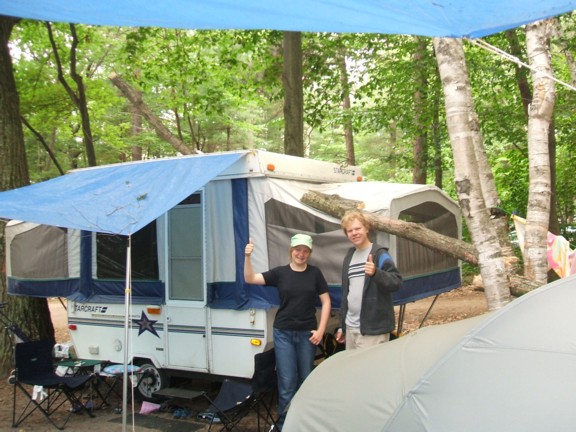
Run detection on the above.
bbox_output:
[340,210,372,235]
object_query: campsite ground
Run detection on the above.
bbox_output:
[0,285,488,431]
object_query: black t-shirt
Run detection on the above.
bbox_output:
[262,264,329,331]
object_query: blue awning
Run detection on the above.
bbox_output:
[0,0,574,38]
[0,152,245,235]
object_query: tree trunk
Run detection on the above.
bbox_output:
[0,16,55,375]
[109,72,197,155]
[508,26,559,243]
[282,31,304,157]
[46,23,97,166]
[412,37,428,184]
[555,19,576,84]
[338,51,355,166]
[129,101,143,161]
[505,29,532,117]
[434,37,511,311]
[432,94,443,188]
[524,20,555,283]
[469,97,517,260]
[548,120,559,236]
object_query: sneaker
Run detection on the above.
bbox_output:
[197,412,221,423]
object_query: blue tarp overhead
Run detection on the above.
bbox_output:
[0,152,245,235]
[1,0,575,38]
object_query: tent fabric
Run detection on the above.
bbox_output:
[0,152,245,235]
[1,0,575,38]
[284,273,576,432]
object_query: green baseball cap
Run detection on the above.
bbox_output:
[290,233,313,250]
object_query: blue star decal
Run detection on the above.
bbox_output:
[132,311,160,338]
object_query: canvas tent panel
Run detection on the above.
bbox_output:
[395,207,459,277]
[205,180,236,283]
[208,178,281,310]
[8,223,68,278]
[0,0,575,39]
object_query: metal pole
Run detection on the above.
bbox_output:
[122,238,132,432]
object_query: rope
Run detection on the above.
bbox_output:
[465,38,576,92]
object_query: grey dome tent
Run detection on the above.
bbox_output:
[284,274,576,432]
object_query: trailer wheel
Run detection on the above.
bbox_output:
[136,363,169,402]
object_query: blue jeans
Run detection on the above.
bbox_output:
[273,327,317,429]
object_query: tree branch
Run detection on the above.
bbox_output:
[108,72,198,155]
[301,190,539,297]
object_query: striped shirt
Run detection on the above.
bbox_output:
[345,245,371,328]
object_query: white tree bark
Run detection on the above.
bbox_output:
[524,20,555,283]
[434,37,511,310]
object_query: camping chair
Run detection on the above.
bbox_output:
[11,339,95,430]
[201,349,278,431]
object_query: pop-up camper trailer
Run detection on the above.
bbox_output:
[1,150,461,399]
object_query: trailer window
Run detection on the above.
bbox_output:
[168,194,203,301]
[96,221,159,280]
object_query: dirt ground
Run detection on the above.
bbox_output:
[0,285,488,431]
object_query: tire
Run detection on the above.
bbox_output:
[135,363,169,402]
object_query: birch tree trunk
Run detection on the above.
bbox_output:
[524,20,555,283]
[434,37,510,310]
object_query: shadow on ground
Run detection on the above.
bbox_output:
[108,413,205,431]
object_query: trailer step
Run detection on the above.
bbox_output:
[153,387,207,400]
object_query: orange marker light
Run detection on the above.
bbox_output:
[147,306,161,315]
[266,164,275,172]
[250,339,262,346]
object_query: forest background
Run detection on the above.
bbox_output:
[0,12,575,372]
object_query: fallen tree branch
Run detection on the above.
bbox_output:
[301,190,478,265]
[301,190,540,297]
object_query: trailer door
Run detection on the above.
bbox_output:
[165,193,208,370]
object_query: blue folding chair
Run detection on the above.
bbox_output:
[11,340,94,430]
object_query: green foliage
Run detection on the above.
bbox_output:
[6,17,576,235]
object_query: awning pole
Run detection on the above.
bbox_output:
[122,237,132,432]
